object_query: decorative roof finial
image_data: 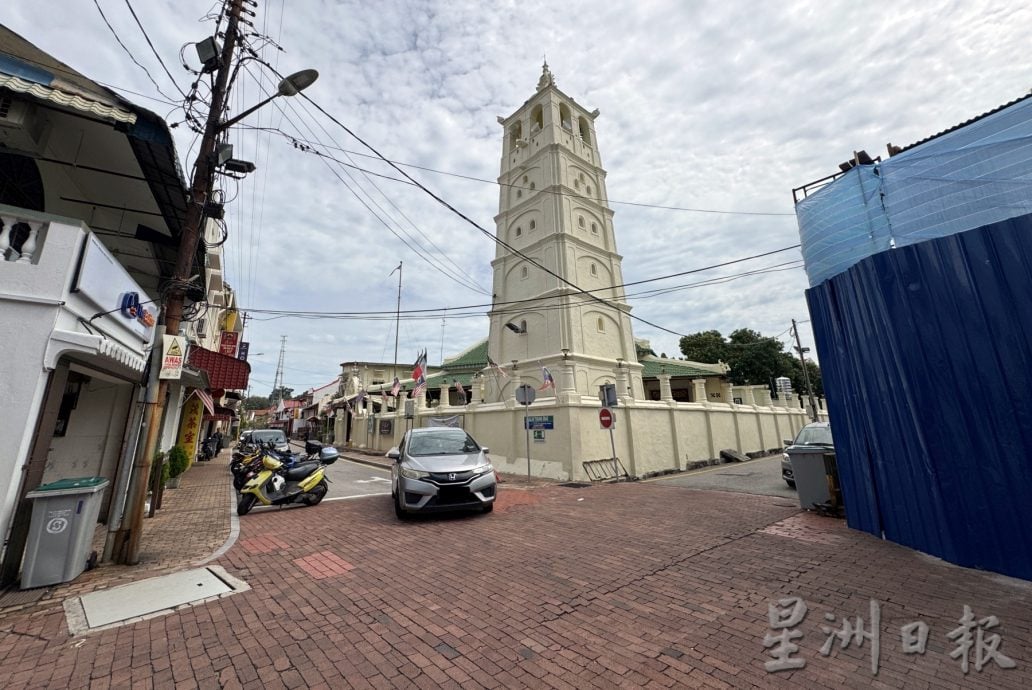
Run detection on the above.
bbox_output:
[537,57,555,91]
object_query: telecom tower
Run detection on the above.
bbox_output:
[272,335,287,400]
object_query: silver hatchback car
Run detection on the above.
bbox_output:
[388,427,497,518]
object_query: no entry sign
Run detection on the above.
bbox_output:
[599,407,615,429]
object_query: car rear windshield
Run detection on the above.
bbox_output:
[794,425,833,446]
[408,430,479,456]
[251,430,287,444]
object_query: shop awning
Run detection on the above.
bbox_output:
[187,345,251,390]
[188,389,215,416]
[204,405,236,422]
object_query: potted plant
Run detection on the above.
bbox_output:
[165,445,190,489]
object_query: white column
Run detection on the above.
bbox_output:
[721,381,735,405]
[659,373,673,402]
[692,378,708,404]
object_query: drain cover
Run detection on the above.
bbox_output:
[558,482,592,488]
[68,566,247,633]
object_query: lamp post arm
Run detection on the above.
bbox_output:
[220,93,277,130]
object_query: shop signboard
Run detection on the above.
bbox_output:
[177,396,204,454]
[160,335,185,379]
[237,341,250,361]
[74,234,155,340]
[524,415,554,430]
[219,331,240,357]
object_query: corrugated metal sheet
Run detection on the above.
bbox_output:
[796,97,1032,287]
[806,214,1032,580]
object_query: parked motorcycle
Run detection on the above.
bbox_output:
[237,445,339,515]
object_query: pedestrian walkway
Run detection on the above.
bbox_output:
[0,451,235,616]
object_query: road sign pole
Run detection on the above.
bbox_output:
[609,426,618,479]
[524,404,531,482]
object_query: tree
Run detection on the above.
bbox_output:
[243,395,270,410]
[679,327,822,393]
[677,330,727,365]
[269,387,294,404]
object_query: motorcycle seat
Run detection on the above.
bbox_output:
[282,461,320,481]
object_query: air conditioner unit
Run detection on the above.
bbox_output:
[0,96,46,153]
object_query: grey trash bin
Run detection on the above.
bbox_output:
[788,448,832,511]
[21,477,109,589]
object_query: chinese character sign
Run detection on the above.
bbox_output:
[177,397,204,455]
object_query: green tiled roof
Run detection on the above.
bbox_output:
[639,356,723,378]
[442,338,488,370]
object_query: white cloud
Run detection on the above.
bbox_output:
[7,0,1032,393]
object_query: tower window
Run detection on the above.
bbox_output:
[590,263,598,276]
[523,175,528,183]
[579,173,585,181]
[579,117,591,145]
[597,317,605,332]
[578,216,585,228]
[559,103,572,131]
[516,189,522,199]
[531,104,543,132]
[515,226,522,237]
[510,121,523,147]
[587,186,592,196]
[521,266,529,279]
[591,222,598,234]
[574,179,580,189]
[529,220,536,230]
[521,319,527,333]
[529,182,536,190]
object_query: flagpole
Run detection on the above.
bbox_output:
[393,261,402,377]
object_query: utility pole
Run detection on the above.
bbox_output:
[391,261,402,374]
[115,0,245,564]
[792,319,820,422]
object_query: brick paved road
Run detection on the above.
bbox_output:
[1,481,1029,688]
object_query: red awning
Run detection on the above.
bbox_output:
[188,345,251,390]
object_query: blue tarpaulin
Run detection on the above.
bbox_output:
[797,94,1032,581]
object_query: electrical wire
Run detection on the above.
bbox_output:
[122,0,189,99]
[236,125,796,218]
[91,0,179,103]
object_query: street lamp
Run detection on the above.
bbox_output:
[220,69,319,129]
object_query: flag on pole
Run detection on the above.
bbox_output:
[455,379,467,404]
[390,376,401,397]
[487,355,508,378]
[412,349,428,397]
[539,366,556,391]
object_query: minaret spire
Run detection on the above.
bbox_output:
[537,59,555,91]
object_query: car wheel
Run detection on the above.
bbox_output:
[394,491,410,520]
[785,480,796,489]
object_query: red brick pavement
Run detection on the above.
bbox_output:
[1,480,1029,688]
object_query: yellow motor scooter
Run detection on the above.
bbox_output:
[237,446,338,515]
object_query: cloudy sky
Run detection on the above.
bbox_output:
[6,1,1031,395]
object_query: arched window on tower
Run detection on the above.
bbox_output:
[559,103,572,131]
[591,222,598,234]
[578,117,591,144]
[521,266,529,279]
[578,216,585,228]
[531,104,543,132]
[510,121,523,148]
[597,317,605,333]
[515,226,522,238]
[529,220,536,230]
[590,263,598,277]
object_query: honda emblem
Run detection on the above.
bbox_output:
[448,473,456,481]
